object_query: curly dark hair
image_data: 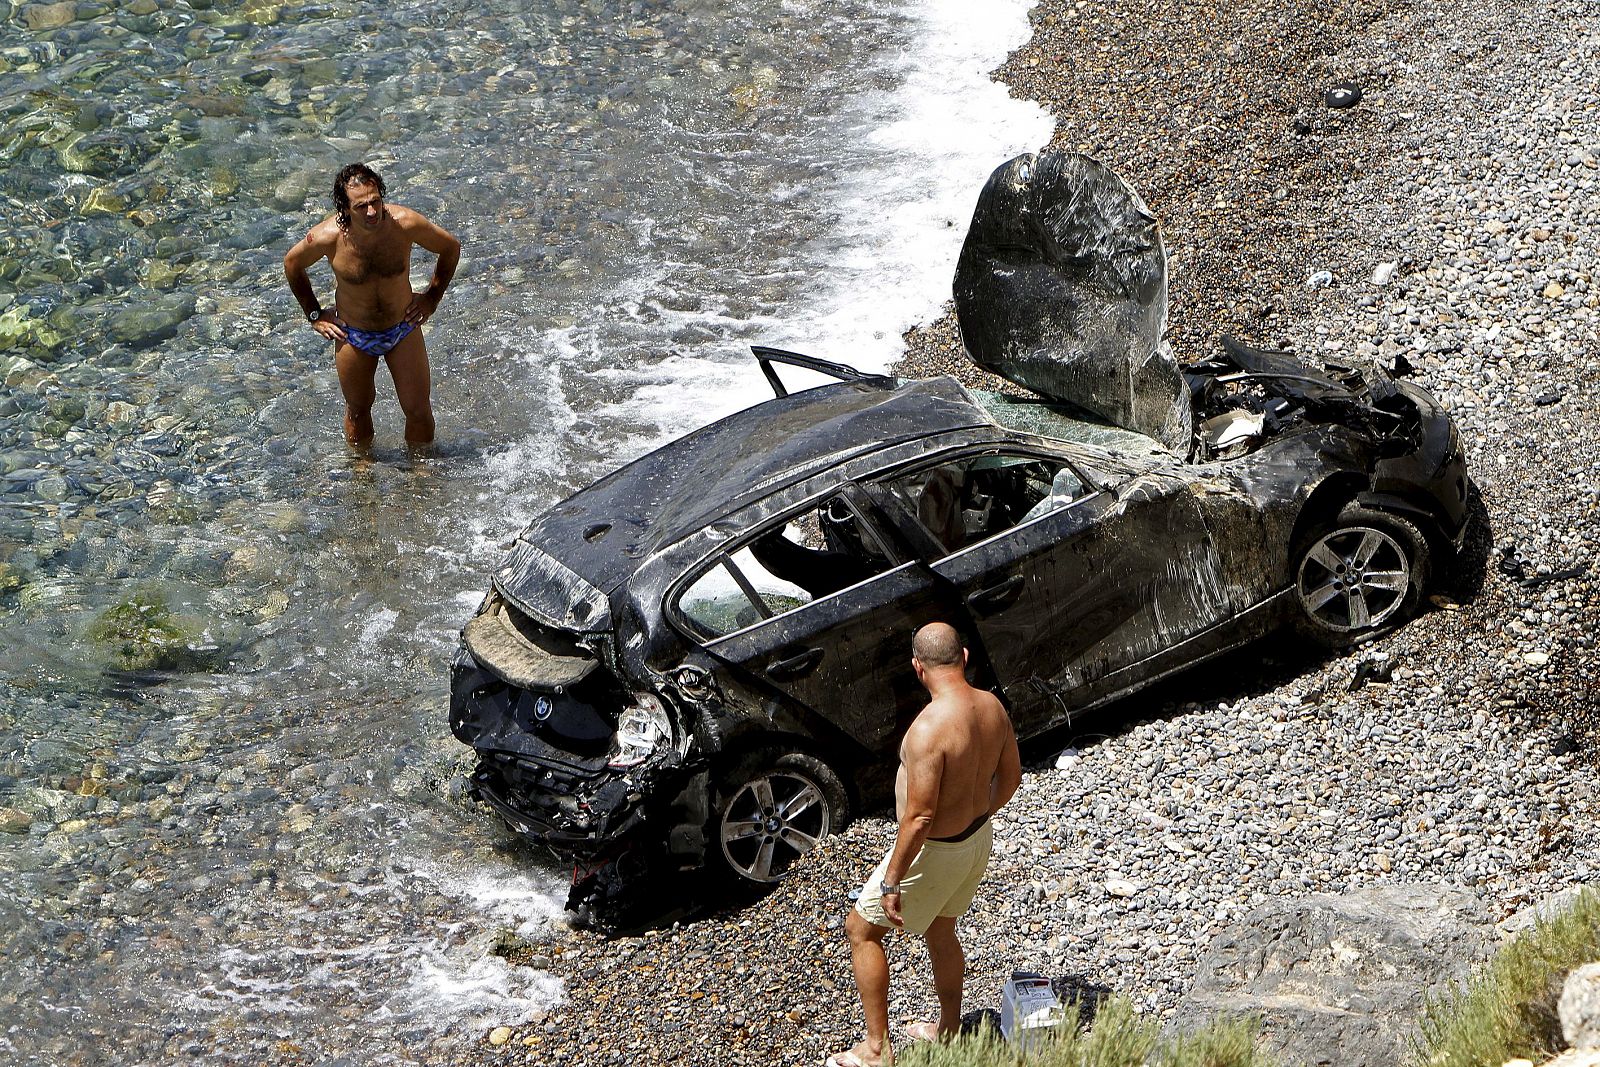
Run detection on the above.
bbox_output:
[332,163,386,229]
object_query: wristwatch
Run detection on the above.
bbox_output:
[306,306,322,323]
[880,883,901,895]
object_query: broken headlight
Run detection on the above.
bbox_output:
[608,693,670,768]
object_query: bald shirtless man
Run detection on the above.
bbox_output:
[829,622,1023,1067]
[283,163,460,447]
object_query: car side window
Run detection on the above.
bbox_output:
[883,454,1086,554]
[676,494,897,640]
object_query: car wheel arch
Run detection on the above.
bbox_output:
[1353,490,1453,557]
[1290,503,1432,648]
[708,740,854,884]
[1286,472,1371,566]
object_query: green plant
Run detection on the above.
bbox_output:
[896,996,1273,1067]
[1413,887,1600,1067]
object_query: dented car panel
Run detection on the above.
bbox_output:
[449,344,1469,913]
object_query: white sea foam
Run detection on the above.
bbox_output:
[357,606,399,647]
[381,951,563,1031]
[374,857,569,1029]
[776,0,1054,369]
[182,858,569,1052]
[407,854,571,938]
[610,0,1053,438]
[477,0,1052,506]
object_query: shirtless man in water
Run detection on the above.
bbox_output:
[283,163,460,446]
[829,622,1023,1067]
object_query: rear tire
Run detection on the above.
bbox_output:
[1292,505,1430,648]
[713,750,848,884]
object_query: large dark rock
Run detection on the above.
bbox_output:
[1171,884,1494,1067]
[953,151,1192,451]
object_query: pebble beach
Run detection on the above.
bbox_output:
[480,0,1600,1063]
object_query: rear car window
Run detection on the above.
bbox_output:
[676,494,895,640]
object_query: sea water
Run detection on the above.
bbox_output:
[0,0,1051,1061]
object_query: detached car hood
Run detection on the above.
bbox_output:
[954,150,1193,452]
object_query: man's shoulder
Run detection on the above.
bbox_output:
[387,204,432,230]
[304,216,341,245]
[911,690,980,736]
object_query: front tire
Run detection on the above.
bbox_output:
[714,750,848,884]
[1292,506,1430,648]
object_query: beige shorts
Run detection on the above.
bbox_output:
[854,820,993,935]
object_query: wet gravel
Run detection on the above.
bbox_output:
[469,0,1600,1063]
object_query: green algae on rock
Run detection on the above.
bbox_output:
[86,591,194,672]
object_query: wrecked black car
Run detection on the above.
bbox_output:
[450,344,1468,901]
[448,151,1470,914]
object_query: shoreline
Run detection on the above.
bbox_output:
[893,0,1419,383]
[470,0,1600,1063]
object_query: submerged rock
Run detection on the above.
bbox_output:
[85,591,195,671]
[20,2,77,30]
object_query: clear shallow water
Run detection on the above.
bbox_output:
[0,0,1050,1061]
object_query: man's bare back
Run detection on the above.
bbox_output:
[283,163,460,446]
[894,682,1014,839]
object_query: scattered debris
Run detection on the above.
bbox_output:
[959,1007,1004,1037]
[1498,545,1588,588]
[1054,746,1082,770]
[1052,974,1114,1027]
[1325,81,1363,108]
[1199,409,1265,454]
[1349,653,1396,692]
[1498,544,1534,581]
[1522,564,1588,589]
[1306,269,1335,289]
[1371,261,1398,286]
[1003,971,1065,1047]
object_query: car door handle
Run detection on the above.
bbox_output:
[767,647,824,679]
[968,574,1024,610]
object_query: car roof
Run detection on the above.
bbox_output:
[506,375,995,593]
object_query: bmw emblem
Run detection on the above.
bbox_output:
[533,695,554,721]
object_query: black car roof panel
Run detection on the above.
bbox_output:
[510,376,994,594]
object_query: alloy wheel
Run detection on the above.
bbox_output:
[718,769,834,882]
[1296,525,1413,633]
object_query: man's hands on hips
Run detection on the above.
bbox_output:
[404,290,441,326]
[309,311,346,343]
